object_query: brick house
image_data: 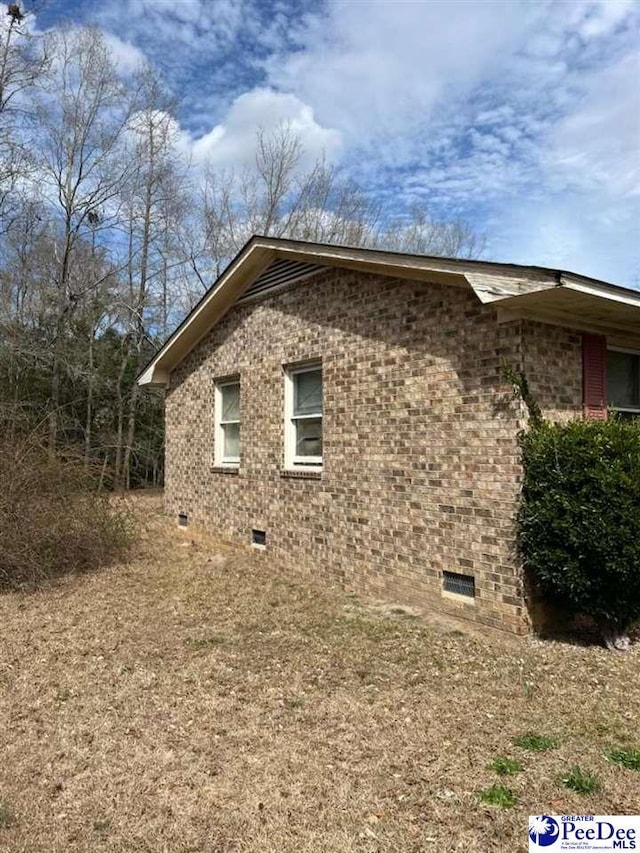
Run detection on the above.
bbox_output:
[139,237,640,634]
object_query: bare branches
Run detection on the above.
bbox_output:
[375,204,486,259]
[36,27,132,245]
[0,26,485,488]
[196,123,483,287]
[0,4,48,231]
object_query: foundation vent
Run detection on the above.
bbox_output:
[178,512,188,527]
[251,529,266,547]
[443,571,475,598]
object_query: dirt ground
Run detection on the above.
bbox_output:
[0,493,638,852]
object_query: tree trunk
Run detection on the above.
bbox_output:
[122,378,139,491]
[49,224,73,456]
[48,313,66,457]
[113,351,129,491]
[83,326,94,473]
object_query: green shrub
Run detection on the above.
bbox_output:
[0,434,133,590]
[519,418,640,633]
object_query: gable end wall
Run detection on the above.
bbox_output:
[164,267,584,634]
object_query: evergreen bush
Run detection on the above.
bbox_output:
[519,417,640,633]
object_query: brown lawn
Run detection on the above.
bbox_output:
[0,493,638,852]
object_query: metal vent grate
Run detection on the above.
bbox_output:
[251,529,266,547]
[178,512,188,527]
[443,571,475,598]
[238,259,323,303]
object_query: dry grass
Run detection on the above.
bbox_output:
[0,492,638,853]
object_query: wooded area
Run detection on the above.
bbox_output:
[0,11,483,489]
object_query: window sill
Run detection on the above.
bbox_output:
[280,468,322,480]
[211,465,239,475]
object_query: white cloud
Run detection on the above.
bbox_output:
[39,0,640,284]
[490,47,640,286]
[189,88,342,169]
[264,0,536,140]
[488,191,640,286]
[95,0,248,63]
[578,0,635,39]
[545,52,640,198]
[102,32,146,75]
[265,0,637,283]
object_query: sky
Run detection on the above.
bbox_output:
[33,0,640,286]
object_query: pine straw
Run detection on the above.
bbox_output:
[0,493,638,853]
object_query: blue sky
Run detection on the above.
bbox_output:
[34,0,640,286]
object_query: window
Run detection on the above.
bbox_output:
[285,363,323,468]
[607,349,640,418]
[215,379,240,465]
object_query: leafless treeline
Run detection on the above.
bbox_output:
[0,12,483,488]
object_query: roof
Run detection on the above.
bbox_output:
[138,235,640,386]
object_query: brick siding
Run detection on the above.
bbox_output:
[164,267,584,634]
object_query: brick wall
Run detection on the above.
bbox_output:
[521,321,583,421]
[164,267,584,634]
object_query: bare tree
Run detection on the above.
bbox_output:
[375,203,485,259]
[195,124,483,292]
[0,3,48,230]
[0,24,486,492]
[195,124,379,287]
[35,26,132,452]
[0,198,51,436]
[114,64,188,488]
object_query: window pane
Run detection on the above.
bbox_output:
[295,417,322,457]
[221,383,240,421]
[222,422,239,459]
[294,369,322,416]
[607,352,640,408]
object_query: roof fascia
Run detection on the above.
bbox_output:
[262,237,545,283]
[138,241,275,385]
[558,273,640,307]
[137,235,639,388]
[138,239,477,386]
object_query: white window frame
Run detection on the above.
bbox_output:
[607,347,640,417]
[284,362,323,470]
[214,378,240,467]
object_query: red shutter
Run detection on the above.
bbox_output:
[582,333,608,419]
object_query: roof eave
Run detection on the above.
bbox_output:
[137,237,479,386]
[137,235,640,387]
[493,282,640,341]
[558,272,640,306]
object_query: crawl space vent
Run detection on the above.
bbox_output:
[178,512,188,528]
[443,571,475,598]
[251,529,266,547]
